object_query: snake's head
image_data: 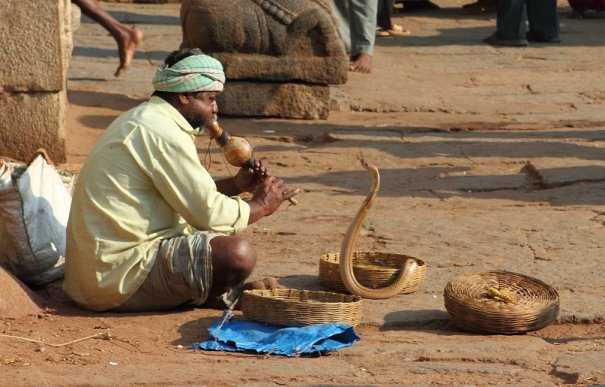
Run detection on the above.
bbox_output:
[356,154,369,169]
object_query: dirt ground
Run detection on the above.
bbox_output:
[2,0,605,385]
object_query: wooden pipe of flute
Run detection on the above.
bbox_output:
[206,120,297,205]
[206,120,255,169]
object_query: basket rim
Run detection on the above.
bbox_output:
[241,288,363,326]
[446,270,559,294]
[242,288,362,302]
[443,270,560,334]
[321,251,427,266]
[318,251,428,295]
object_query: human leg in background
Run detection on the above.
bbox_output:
[496,0,527,41]
[526,0,561,42]
[483,0,529,46]
[377,0,411,37]
[377,0,393,33]
[330,0,352,52]
[349,0,378,73]
[72,0,143,77]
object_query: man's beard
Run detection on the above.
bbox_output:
[185,114,214,131]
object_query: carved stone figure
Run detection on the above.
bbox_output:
[180,0,348,118]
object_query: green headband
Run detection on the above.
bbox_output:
[152,54,225,93]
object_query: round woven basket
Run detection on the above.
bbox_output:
[241,288,362,327]
[318,251,427,294]
[444,270,559,334]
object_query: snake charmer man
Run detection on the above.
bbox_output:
[64,48,299,312]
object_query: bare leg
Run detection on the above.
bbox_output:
[347,0,375,74]
[350,53,373,73]
[202,236,257,308]
[72,0,143,76]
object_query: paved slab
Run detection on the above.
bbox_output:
[66,1,605,329]
[0,1,601,385]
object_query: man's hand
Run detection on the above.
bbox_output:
[233,159,266,193]
[247,175,300,224]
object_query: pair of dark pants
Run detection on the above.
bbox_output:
[378,0,394,30]
[496,0,560,40]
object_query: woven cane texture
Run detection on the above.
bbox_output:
[319,251,427,294]
[444,270,559,334]
[241,288,362,327]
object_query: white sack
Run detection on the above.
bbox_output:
[0,153,73,286]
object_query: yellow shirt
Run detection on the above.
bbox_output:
[63,96,250,311]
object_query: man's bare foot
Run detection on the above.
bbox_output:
[349,53,372,73]
[203,277,278,310]
[244,276,278,291]
[115,28,143,77]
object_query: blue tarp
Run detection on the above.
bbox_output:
[192,311,359,357]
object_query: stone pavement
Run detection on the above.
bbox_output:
[67,1,605,330]
[52,1,605,383]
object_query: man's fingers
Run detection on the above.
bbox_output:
[284,188,300,197]
[282,188,300,205]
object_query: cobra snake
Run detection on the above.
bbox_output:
[339,158,418,299]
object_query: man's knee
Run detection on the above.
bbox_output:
[229,237,256,274]
[212,236,256,276]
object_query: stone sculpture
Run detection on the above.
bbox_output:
[180,0,348,119]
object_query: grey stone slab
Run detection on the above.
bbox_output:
[0,91,67,163]
[213,53,348,85]
[218,82,330,120]
[555,350,605,384]
[0,0,72,91]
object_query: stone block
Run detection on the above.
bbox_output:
[555,351,605,384]
[181,0,347,119]
[0,91,67,163]
[0,0,71,91]
[181,0,346,60]
[218,82,330,120]
[214,53,347,85]
[0,0,72,162]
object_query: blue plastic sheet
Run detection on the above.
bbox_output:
[193,311,359,356]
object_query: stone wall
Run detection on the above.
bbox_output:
[0,0,75,163]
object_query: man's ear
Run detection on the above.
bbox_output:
[177,93,189,106]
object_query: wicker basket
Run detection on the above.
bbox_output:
[444,270,559,334]
[241,288,362,327]
[319,251,427,294]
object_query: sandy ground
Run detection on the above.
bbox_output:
[2,0,605,385]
